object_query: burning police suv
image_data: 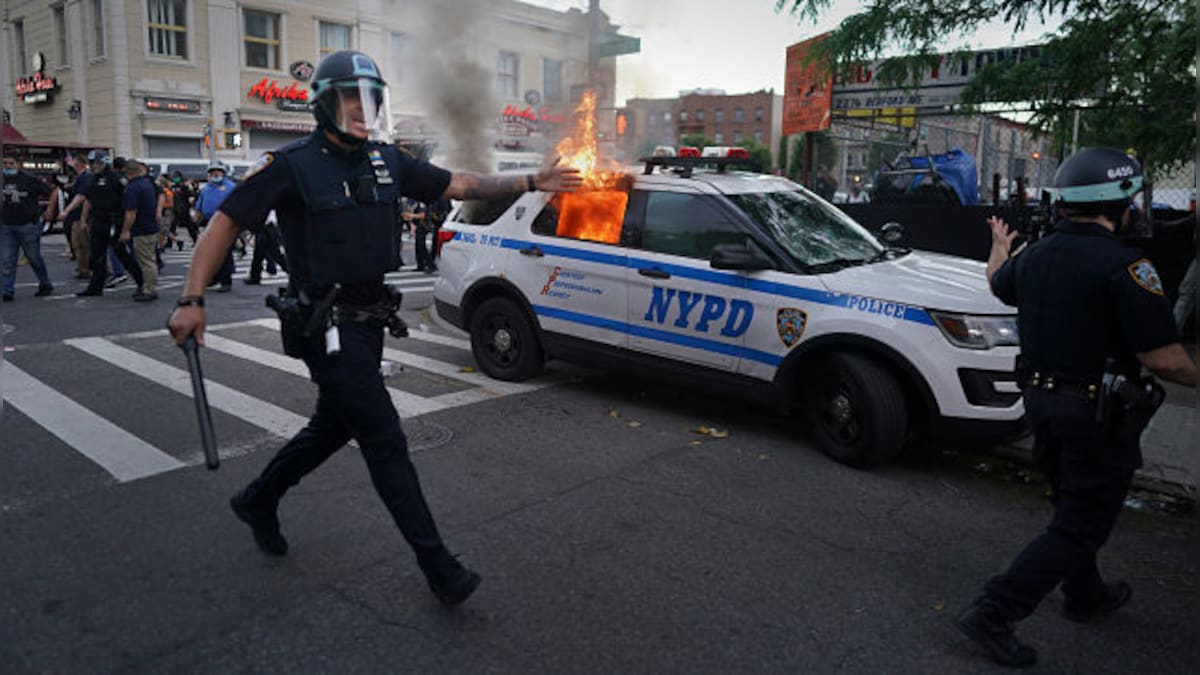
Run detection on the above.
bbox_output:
[433,148,1024,468]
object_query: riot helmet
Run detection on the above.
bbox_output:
[1052,147,1143,211]
[86,149,112,167]
[310,50,389,144]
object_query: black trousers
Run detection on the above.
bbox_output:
[982,389,1136,620]
[413,225,432,270]
[246,320,446,559]
[84,218,143,292]
[248,230,287,280]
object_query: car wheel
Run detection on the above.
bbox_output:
[469,297,544,382]
[804,352,907,468]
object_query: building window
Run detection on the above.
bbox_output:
[680,111,688,121]
[318,21,350,56]
[12,19,27,75]
[714,132,724,143]
[714,109,724,123]
[147,0,187,59]
[734,131,743,142]
[695,110,704,121]
[754,130,763,144]
[543,58,563,103]
[734,107,745,122]
[496,51,518,99]
[662,111,671,123]
[244,9,280,69]
[388,32,407,83]
[755,107,764,121]
[92,0,106,57]
[52,6,67,67]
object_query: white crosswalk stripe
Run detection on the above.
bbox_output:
[2,319,557,492]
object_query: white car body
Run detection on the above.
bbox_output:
[434,164,1026,467]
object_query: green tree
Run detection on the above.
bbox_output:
[786,132,840,180]
[736,139,774,173]
[776,0,1196,177]
[680,133,715,148]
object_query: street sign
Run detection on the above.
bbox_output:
[596,32,640,58]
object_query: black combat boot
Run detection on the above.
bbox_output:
[955,600,1037,668]
[230,486,288,556]
[1061,581,1132,624]
[418,549,481,606]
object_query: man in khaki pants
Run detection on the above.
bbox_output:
[118,159,160,301]
[59,154,93,279]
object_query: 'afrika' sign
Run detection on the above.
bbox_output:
[247,78,309,105]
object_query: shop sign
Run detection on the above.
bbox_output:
[242,118,316,133]
[500,105,567,132]
[14,52,60,105]
[144,97,202,113]
[276,98,312,113]
[247,78,309,105]
[289,60,315,82]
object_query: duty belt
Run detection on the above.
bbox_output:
[1025,370,1100,401]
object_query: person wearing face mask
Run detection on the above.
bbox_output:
[167,50,582,607]
[955,147,1197,668]
[1,152,55,301]
[192,162,236,292]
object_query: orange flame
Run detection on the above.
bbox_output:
[551,91,626,244]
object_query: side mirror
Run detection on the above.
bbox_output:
[880,221,905,244]
[711,243,774,271]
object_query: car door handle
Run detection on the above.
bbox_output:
[519,246,544,257]
[638,267,670,279]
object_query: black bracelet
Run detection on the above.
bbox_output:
[176,295,205,307]
[526,174,537,192]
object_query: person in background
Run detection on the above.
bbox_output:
[1,152,54,301]
[59,153,94,279]
[118,159,160,302]
[192,162,236,292]
[244,210,288,285]
[75,151,140,297]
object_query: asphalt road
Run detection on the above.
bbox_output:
[1,238,1196,673]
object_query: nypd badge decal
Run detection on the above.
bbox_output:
[777,308,808,347]
[1127,259,1164,295]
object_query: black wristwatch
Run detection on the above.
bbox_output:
[176,295,205,308]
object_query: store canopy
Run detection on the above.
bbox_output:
[2,122,30,145]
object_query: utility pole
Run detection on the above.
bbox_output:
[587,0,599,88]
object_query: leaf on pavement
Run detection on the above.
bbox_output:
[459,366,476,373]
[933,602,945,611]
[608,409,621,418]
[688,440,703,446]
[627,421,642,428]
[692,426,729,438]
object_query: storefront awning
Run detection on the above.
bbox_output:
[2,122,29,144]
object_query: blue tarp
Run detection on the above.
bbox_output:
[901,148,980,206]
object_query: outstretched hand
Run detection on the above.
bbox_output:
[534,156,584,193]
[988,216,1018,254]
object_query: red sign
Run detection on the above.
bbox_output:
[14,72,59,102]
[782,34,833,135]
[247,78,309,105]
[500,105,567,129]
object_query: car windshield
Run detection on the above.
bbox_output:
[727,190,884,269]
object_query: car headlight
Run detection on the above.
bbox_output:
[929,312,1019,350]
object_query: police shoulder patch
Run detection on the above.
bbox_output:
[1127,258,1164,295]
[242,153,275,181]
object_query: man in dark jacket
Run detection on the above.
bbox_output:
[1,152,54,301]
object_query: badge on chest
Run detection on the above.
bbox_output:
[368,149,393,185]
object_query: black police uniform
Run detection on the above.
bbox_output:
[219,130,461,573]
[981,219,1178,621]
[80,167,143,294]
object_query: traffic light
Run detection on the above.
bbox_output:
[1031,150,1041,160]
[615,112,627,136]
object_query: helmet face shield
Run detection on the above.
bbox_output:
[316,77,389,141]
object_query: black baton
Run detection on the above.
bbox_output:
[182,336,220,470]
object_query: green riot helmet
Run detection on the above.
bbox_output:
[310,50,389,145]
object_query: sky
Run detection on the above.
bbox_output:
[528,0,1062,106]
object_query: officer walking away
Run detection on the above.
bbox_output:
[167,50,581,606]
[243,209,288,285]
[76,151,141,297]
[192,161,236,292]
[118,159,161,302]
[1,151,55,301]
[956,147,1198,668]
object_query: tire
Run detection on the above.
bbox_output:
[803,352,908,468]
[469,297,544,382]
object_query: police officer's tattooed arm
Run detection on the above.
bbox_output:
[167,210,242,347]
[1138,344,1198,386]
[443,157,583,200]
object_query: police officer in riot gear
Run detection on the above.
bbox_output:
[167,50,581,606]
[956,147,1197,667]
[76,151,143,297]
